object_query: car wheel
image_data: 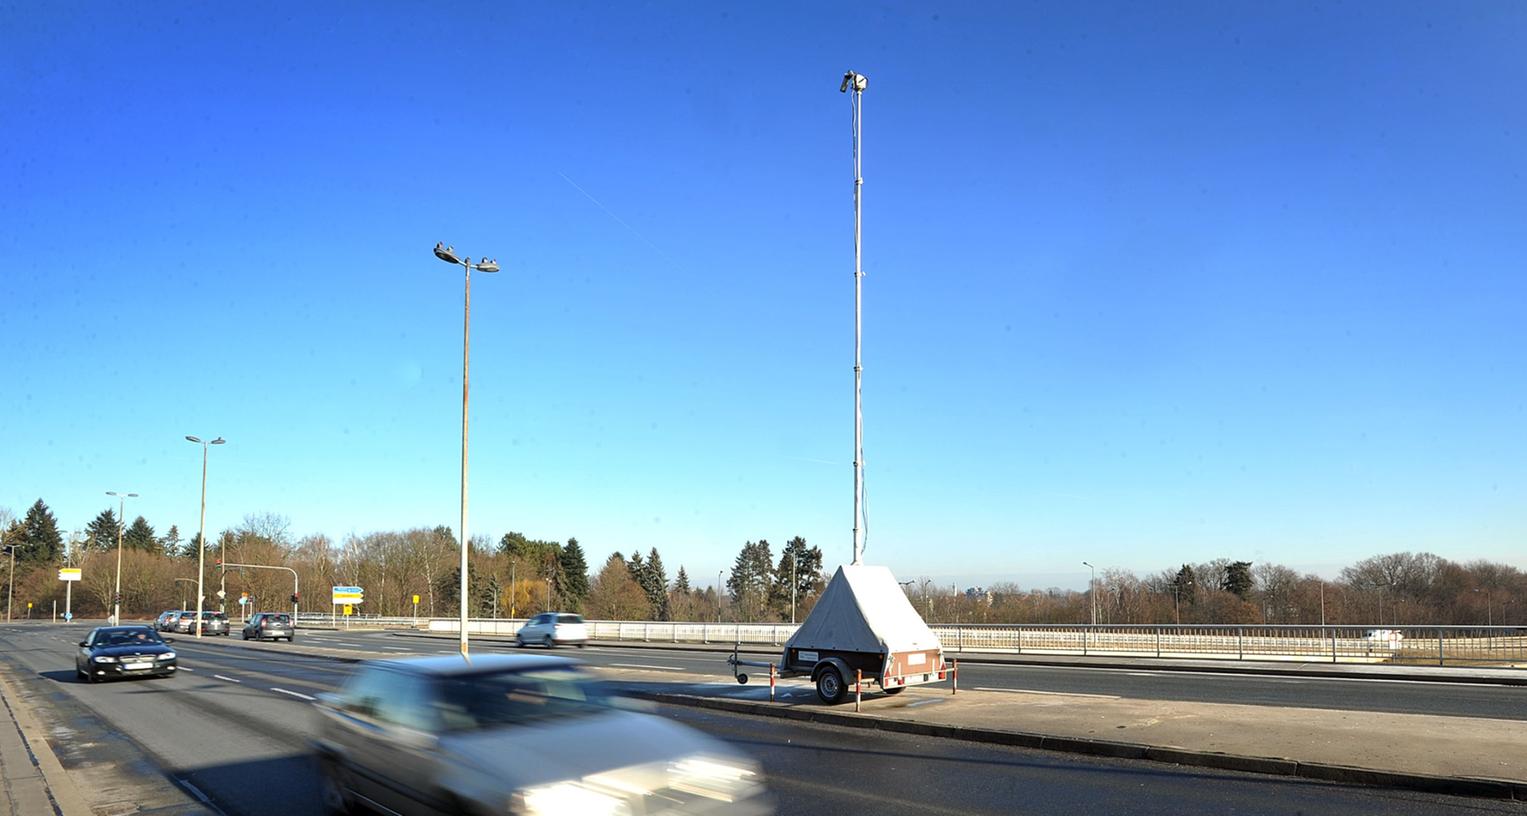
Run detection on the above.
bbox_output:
[516,635,526,648]
[815,667,847,705]
[576,642,587,649]
[317,757,357,816]
[543,635,554,648]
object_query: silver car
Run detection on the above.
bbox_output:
[313,654,770,815]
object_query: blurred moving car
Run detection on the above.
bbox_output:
[76,625,178,682]
[155,610,182,631]
[243,612,295,641]
[314,654,770,816]
[516,612,588,648]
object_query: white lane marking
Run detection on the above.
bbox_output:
[1009,664,1522,688]
[180,667,196,672]
[271,687,316,701]
[383,647,412,651]
[974,686,1121,699]
[213,674,242,683]
[609,663,685,671]
[1127,672,1158,677]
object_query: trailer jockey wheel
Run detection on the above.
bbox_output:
[736,674,748,685]
[815,667,846,705]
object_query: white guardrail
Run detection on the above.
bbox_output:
[295,614,1527,668]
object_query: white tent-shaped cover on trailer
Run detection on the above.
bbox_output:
[786,564,942,656]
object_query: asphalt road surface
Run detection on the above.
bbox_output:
[1,622,1523,816]
[295,628,1527,721]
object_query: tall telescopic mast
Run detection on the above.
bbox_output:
[841,70,868,566]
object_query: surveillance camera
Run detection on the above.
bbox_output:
[840,72,853,93]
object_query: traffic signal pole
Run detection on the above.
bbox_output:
[218,561,299,621]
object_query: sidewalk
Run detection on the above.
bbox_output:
[0,665,91,816]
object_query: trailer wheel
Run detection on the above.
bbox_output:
[815,667,847,705]
[735,674,748,685]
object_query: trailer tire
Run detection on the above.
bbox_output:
[736,674,748,685]
[815,667,847,705]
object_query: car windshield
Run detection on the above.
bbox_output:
[201,612,225,620]
[95,630,164,647]
[434,668,608,731]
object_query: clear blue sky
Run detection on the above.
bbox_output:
[3,3,1525,591]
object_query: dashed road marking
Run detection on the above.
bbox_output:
[213,674,241,683]
[271,687,316,701]
[610,663,684,671]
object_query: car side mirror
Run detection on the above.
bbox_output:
[77,641,88,647]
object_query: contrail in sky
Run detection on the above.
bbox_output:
[557,171,676,266]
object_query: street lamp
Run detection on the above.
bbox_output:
[1082,561,1097,626]
[840,70,869,567]
[106,490,139,625]
[1173,580,1194,624]
[717,570,724,622]
[433,243,500,659]
[3,529,17,623]
[186,436,225,638]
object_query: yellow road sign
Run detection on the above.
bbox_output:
[57,568,82,582]
[343,604,353,616]
[412,594,420,605]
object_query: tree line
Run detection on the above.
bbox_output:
[2,498,1522,626]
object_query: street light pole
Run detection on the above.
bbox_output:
[106,491,138,625]
[1082,561,1097,626]
[434,243,500,659]
[717,570,724,622]
[3,528,14,622]
[186,436,225,638]
[841,70,868,567]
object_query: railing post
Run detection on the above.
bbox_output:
[1438,629,1444,667]
[1330,626,1338,664]
[1016,626,1023,654]
[702,623,708,644]
[1082,625,1088,656]
[1155,626,1161,658]
[673,623,678,644]
[1237,627,1244,660]
[958,625,964,653]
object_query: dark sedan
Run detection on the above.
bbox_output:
[76,626,179,682]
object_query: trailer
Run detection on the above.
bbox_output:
[729,564,947,704]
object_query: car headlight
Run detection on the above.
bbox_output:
[668,756,760,802]
[159,652,176,660]
[92,656,118,663]
[516,781,631,816]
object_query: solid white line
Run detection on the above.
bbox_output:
[382,647,412,651]
[213,674,242,683]
[973,686,1120,699]
[609,663,684,671]
[271,687,316,701]
[1011,663,1520,688]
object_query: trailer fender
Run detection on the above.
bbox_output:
[810,657,852,684]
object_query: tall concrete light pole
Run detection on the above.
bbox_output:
[840,70,868,566]
[433,243,500,659]
[106,490,138,625]
[1082,561,1097,626]
[186,436,225,637]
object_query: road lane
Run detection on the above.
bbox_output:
[6,624,1524,816]
[283,630,1527,721]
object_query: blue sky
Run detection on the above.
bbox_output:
[3,2,1525,591]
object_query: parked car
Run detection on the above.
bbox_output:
[76,625,178,682]
[195,611,230,636]
[313,654,769,816]
[516,612,588,648]
[154,610,182,632]
[243,612,295,641]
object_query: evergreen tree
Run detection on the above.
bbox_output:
[1173,564,1199,605]
[641,547,670,620]
[160,524,183,558]
[726,540,775,621]
[558,538,590,605]
[85,509,120,553]
[123,516,157,551]
[182,532,206,560]
[673,566,691,594]
[770,536,824,618]
[19,499,63,563]
[1223,561,1254,599]
[479,572,506,617]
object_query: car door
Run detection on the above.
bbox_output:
[332,668,445,814]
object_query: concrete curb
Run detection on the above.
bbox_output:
[384,631,1527,686]
[632,691,1526,802]
[0,664,96,816]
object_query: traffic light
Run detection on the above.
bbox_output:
[290,593,299,604]
[113,593,122,604]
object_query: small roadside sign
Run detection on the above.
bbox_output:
[58,568,82,582]
[332,585,364,605]
[343,604,353,616]
[412,594,420,605]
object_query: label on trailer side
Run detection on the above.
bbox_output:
[798,651,818,663]
[908,653,926,666]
